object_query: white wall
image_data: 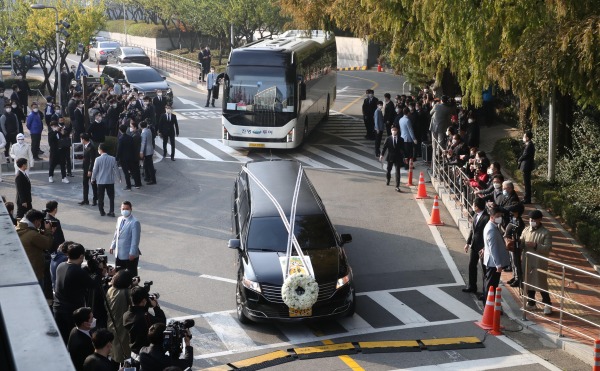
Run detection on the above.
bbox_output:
[336,36,369,69]
[97,31,173,51]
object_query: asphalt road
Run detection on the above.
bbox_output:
[0,63,589,370]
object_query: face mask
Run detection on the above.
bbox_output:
[130,126,135,131]
[468,118,474,123]
[395,108,400,113]
[446,131,450,136]
[377,106,382,110]
[89,318,97,328]
[5,108,10,113]
[211,70,215,73]
[487,169,493,175]
[32,108,38,112]
[12,104,17,108]
[502,190,509,197]
[493,183,501,189]
[166,109,172,113]
[368,94,373,98]
[157,93,163,96]
[121,209,131,217]
[143,103,149,107]
[451,139,457,145]
[112,104,117,108]
[530,221,538,229]
[494,217,503,225]
[17,139,24,143]
[391,131,398,137]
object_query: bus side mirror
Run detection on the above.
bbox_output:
[299,82,306,101]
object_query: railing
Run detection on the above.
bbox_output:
[101,38,203,82]
[430,137,477,227]
[522,251,600,341]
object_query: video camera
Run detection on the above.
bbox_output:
[164,319,195,358]
[139,279,160,301]
[84,248,108,274]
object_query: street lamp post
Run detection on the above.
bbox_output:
[31,4,61,105]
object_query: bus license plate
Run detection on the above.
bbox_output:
[248,143,265,148]
[289,307,312,317]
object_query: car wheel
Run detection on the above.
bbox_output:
[236,287,251,324]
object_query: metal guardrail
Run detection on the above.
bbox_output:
[430,137,477,227]
[522,251,600,341]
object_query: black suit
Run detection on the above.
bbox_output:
[82,353,115,371]
[15,170,32,219]
[153,96,167,117]
[466,211,490,291]
[116,133,140,188]
[381,135,405,187]
[362,96,378,139]
[67,327,94,371]
[158,112,179,159]
[518,140,535,203]
[82,142,98,203]
[73,108,85,143]
[383,100,395,136]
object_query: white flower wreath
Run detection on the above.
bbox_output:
[281,273,319,310]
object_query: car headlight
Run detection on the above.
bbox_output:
[242,277,261,293]
[336,272,351,289]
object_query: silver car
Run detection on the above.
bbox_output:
[88,41,120,64]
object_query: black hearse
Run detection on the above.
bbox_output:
[229,160,354,322]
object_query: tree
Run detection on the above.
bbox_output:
[1,0,105,97]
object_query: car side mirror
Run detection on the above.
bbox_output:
[340,234,352,245]
[228,239,241,250]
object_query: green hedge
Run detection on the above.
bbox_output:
[104,20,177,38]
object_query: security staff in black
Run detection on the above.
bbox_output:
[157,104,179,161]
[463,197,490,295]
[1,104,20,159]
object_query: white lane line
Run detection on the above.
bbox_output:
[337,313,372,332]
[174,147,191,159]
[278,324,317,344]
[302,146,364,171]
[417,286,480,321]
[202,138,253,162]
[415,197,465,285]
[495,335,562,371]
[367,291,429,324]
[198,274,237,285]
[176,137,222,161]
[189,327,227,354]
[168,310,236,322]
[355,283,462,296]
[399,354,544,370]
[289,152,331,169]
[203,312,256,351]
[327,145,380,168]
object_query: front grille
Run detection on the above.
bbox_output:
[228,135,287,143]
[261,281,337,303]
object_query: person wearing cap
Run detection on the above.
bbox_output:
[9,133,34,174]
[520,209,553,315]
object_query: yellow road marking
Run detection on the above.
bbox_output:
[337,72,378,113]
[229,350,289,368]
[359,340,420,349]
[321,339,365,371]
[420,336,481,346]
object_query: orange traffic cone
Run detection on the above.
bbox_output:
[428,196,444,226]
[475,287,496,330]
[489,287,505,336]
[593,339,600,371]
[415,172,429,199]
[406,159,414,186]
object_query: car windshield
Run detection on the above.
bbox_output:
[125,68,163,83]
[226,66,295,113]
[246,215,337,252]
[100,42,120,49]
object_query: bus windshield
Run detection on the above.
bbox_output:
[225,67,295,113]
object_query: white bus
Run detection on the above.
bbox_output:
[221,30,336,149]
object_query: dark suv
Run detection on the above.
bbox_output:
[229,160,355,323]
[101,63,173,100]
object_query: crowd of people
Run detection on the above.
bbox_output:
[2,194,192,371]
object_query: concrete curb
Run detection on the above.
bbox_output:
[338,66,367,71]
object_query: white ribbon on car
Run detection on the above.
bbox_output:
[241,165,314,279]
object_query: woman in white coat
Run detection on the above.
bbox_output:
[9,133,33,174]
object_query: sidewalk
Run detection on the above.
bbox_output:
[438,121,600,365]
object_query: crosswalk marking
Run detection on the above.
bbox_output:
[367,292,429,324]
[202,138,254,162]
[177,138,223,161]
[203,312,256,351]
[337,313,372,332]
[303,146,365,171]
[417,286,480,321]
[277,324,317,344]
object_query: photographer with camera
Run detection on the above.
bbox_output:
[53,243,97,344]
[105,269,133,364]
[16,209,54,287]
[139,323,193,371]
[123,286,166,360]
[84,249,111,330]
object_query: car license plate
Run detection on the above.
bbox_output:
[248,143,265,148]
[289,307,312,317]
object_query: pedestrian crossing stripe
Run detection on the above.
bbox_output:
[164,284,481,360]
